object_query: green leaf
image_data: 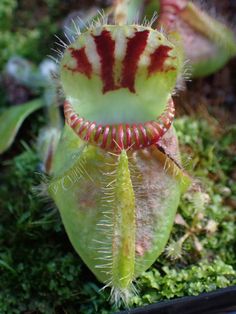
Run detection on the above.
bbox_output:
[48,126,190,304]
[0,98,43,154]
[0,259,17,275]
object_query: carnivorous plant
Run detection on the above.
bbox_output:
[48,16,190,304]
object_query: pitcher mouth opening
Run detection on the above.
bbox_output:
[64,97,175,152]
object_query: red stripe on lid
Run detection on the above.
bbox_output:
[93,30,117,93]
[148,45,174,75]
[66,47,92,79]
[121,30,149,93]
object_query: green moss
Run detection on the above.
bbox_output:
[0,0,17,30]
[134,259,235,305]
[0,116,235,313]
[0,0,58,70]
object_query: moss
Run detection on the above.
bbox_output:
[0,0,58,70]
[0,116,235,313]
[134,259,235,305]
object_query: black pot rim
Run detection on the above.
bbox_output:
[117,286,236,314]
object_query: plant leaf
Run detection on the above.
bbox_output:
[48,126,190,299]
[0,98,43,154]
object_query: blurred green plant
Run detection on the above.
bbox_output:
[0,56,61,173]
[157,0,236,77]
[0,99,43,154]
[0,0,17,29]
[0,0,58,70]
